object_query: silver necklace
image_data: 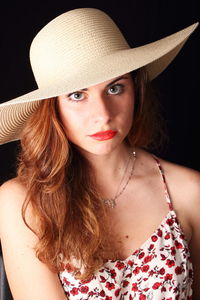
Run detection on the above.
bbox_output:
[102,150,136,208]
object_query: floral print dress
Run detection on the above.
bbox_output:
[59,156,193,299]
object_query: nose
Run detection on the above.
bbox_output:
[92,93,113,124]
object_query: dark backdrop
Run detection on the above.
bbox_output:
[0,0,199,184]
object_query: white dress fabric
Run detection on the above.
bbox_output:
[59,156,193,299]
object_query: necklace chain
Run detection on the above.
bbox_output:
[102,150,136,208]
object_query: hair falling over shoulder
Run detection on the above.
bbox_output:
[16,68,167,279]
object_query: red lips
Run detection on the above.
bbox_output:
[89,130,117,141]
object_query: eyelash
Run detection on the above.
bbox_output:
[67,84,125,103]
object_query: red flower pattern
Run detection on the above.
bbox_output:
[164,233,170,239]
[138,252,145,259]
[175,266,183,275]
[122,280,129,287]
[166,259,175,268]
[59,212,193,299]
[110,269,117,278]
[151,235,158,242]
[132,283,138,291]
[59,157,193,299]
[152,282,162,289]
[70,287,78,295]
[133,266,140,274]
[114,288,121,296]
[105,282,115,290]
[115,261,125,270]
[139,295,146,300]
[165,273,173,281]
[159,267,165,275]
[141,265,150,272]
[79,286,89,293]
[100,290,105,297]
[175,240,183,249]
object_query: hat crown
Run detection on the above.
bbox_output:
[30,8,130,87]
[0,7,198,145]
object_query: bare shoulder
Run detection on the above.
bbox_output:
[0,176,41,258]
[0,177,26,213]
[0,178,67,300]
[160,156,200,178]
[141,149,200,199]
[0,176,27,199]
[0,177,28,229]
[158,157,200,226]
[0,177,36,242]
[139,149,200,207]
[159,157,200,200]
[157,159,200,298]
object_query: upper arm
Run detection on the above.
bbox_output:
[0,178,67,300]
[161,160,200,298]
[185,170,200,298]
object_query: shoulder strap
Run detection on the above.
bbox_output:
[152,155,173,211]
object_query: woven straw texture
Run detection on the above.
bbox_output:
[0,8,198,144]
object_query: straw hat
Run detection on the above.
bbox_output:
[0,8,198,145]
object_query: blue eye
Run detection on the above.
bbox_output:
[68,92,84,102]
[108,84,124,95]
[67,83,124,103]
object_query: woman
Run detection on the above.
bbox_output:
[0,7,199,300]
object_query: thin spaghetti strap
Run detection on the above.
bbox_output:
[152,155,173,211]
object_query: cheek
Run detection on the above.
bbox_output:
[58,105,87,136]
[121,94,135,119]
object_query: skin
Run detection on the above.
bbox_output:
[57,73,134,155]
[0,73,200,299]
[57,73,135,175]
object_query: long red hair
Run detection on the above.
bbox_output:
[16,68,167,279]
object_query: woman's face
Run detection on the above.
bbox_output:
[57,73,135,155]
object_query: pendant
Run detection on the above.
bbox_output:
[103,198,116,208]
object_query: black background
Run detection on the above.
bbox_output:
[0,0,199,184]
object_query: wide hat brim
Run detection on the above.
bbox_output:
[0,21,198,145]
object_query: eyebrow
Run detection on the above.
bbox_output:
[67,76,129,96]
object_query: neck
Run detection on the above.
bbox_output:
[77,143,134,181]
